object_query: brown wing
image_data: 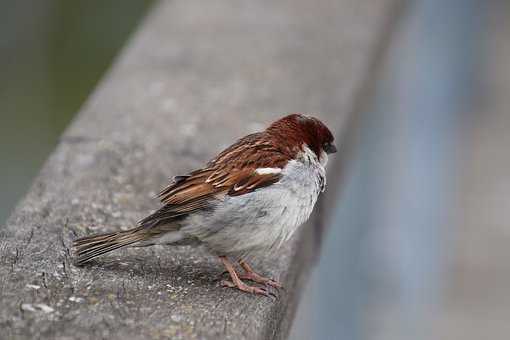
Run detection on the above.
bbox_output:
[139,133,289,228]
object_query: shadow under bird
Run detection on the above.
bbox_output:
[73,114,336,297]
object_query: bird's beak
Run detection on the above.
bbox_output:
[325,143,337,154]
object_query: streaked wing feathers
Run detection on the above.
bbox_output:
[143,133,290,227]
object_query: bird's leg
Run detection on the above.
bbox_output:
[238,259,283,289]
[219,256,275,298]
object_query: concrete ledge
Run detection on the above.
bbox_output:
[0,0,399,338]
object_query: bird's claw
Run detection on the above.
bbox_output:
[221,280,277,300]
[238,273,283,290]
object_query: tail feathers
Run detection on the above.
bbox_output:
[73,227,151,266]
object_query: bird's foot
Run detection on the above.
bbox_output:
[239,260,283,289]
[221,279,276,299]
[219,256,277,299]
[238,271,283,289]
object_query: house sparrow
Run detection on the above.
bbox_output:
[73,114,336,297]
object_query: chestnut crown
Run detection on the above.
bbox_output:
[266,114,337,158]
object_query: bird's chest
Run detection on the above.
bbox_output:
[184,153,326,256]
[221,157,326,255]
[267,158,325,244]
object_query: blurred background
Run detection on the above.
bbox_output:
[1,0,508,339]
[0,0,153,221]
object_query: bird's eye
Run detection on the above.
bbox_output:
[323,142,337,154]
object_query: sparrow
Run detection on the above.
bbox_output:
[73,114,336,297]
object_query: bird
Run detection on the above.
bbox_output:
[73,113,336,297]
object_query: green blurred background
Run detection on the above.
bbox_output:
[0,0,153,222]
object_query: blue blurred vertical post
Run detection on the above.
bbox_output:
[306,0,483,339]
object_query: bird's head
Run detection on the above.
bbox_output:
[266,113,337,162]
